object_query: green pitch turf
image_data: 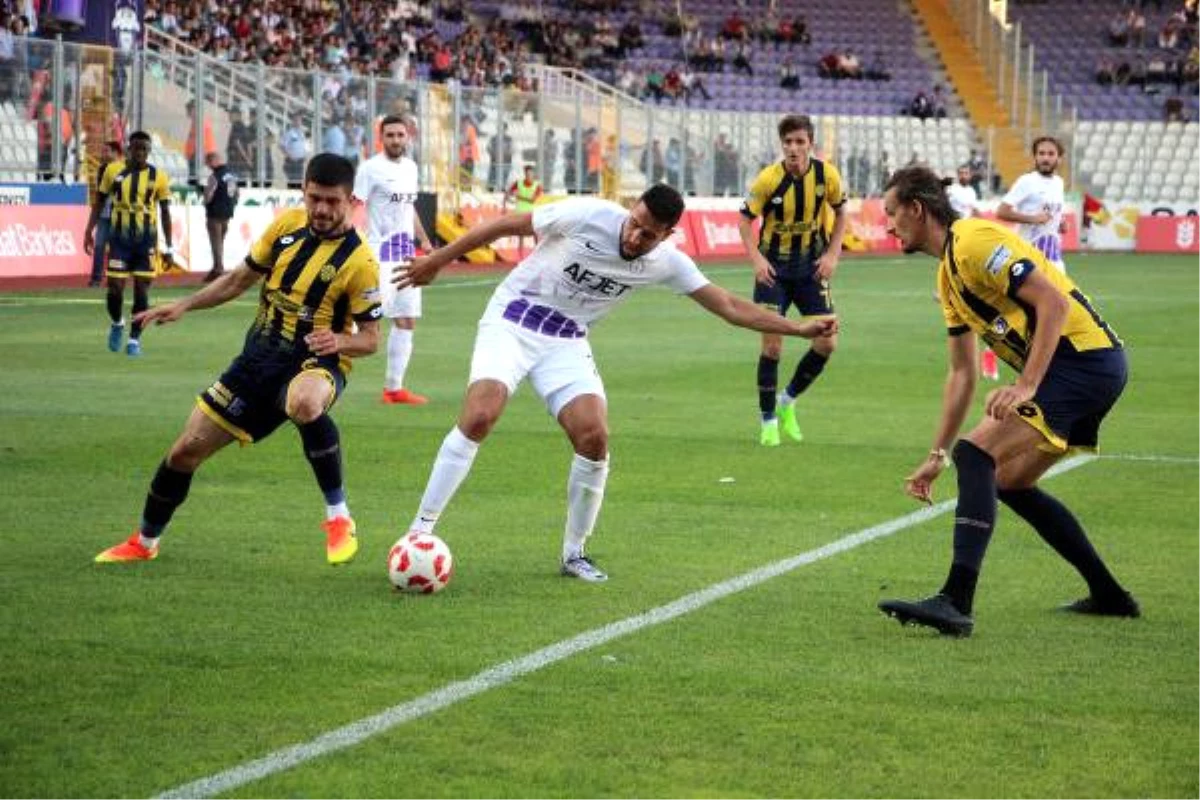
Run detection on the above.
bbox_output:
[0,253,1195,798]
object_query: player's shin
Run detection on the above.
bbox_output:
[938,440,998,615]
[409,426,479,534]
[140,460,195,545]
[563,452,609,562]
[299,414,348,518]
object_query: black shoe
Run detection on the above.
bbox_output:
[879,593,974,637]
[203,269,224,283]
[1061,591,1141,618]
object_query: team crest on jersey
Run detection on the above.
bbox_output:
[815,185,825,198]
[319,263,337,282]
[280,235,296,246]
[983,244,1011,275]
[771,196,784,205]
[991,317,1010,335]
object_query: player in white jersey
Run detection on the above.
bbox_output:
[393,184,836,582]
[352,114,435,405]
[945,164,980,220]
[997,136,1067,272]
[944,165,999,381]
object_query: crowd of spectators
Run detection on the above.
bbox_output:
[1095,0,1198,120]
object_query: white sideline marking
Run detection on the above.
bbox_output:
[156,455,1097,799]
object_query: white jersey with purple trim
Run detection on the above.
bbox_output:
[352,152,419,264]
[1001,171,1065,268]
[482,198,710,336]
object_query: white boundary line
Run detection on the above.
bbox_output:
[156,455,1098,798]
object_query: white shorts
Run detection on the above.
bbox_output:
[468,319,605,418]
[380,263,422,319]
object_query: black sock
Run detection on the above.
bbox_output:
[106,286,123,324]
[998,486,1125,598]
[298,414,345,505]
[130,282,150,339]
[140,460,194,539]
[938,440,997,615]
[785,348,829,398]
[757,355,779,418]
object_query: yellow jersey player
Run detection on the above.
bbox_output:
[84,130,175,357]
[94,154,382,567]
[738,114,846,446]
[877,166,1137,637]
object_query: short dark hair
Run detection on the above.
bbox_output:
[1031,135,1064,156]
[379,113,408,130]
[778,114,814,141]
[304,152,356,191]
[129,130,151,144]
[640,183,685,227]
[105,140,124,154]
[884,166,958,228]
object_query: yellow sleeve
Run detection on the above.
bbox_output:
[98,162,117,195]
[824,162,845,208]
[739,167,773,218]
[154,171,171,202]
[343,248,383,323]
[247,209,300,274]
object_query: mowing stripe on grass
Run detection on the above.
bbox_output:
[156,454,1097,799]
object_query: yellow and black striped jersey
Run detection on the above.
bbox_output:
[245,207,382,372]
[740,158,845,267]
[99,160,171,244]
[939,218,1121,371]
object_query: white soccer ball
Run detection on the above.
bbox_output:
[387,532,454,594]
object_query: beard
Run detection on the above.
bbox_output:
[1036,164,1056,176]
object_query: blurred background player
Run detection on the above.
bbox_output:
[353,114,434,405]
[87,140,123,288]
[738,114,846,447]
[503,164,543,257]
[997,136,1068,273]
[202,151,239,283]
[944,164,999,381]
[94,154,381,567]
[83,131,175,358]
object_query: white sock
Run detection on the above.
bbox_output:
[409,426,479,533]
[138,533,159,550]
[779,391,796,406]
[326,501,350,520]
[562,453,609,562]
[386,327,413,391]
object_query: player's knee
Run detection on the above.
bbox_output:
[813,334,837,357]
[571,422,608,461]
[458,408,500,441]
[286,396,325,425]
[166,439,207,472]
[761,341,782,360]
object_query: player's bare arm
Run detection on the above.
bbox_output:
[996,202,1052,226]
[982,269,1068,421]
[83,190,108,255]
[814,203,847,280]
[738,215,775,287]
[904,332,977,504]
[395,213,534,289]
[135,262,262,327]
[305,318,380,358]
[688,283,836,338]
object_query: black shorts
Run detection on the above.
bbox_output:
[107,236,157,279]
[1016,346,1127,453]
[753,270,834,318]
[197,345,346,443]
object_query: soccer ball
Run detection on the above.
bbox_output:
[387,532,454,594]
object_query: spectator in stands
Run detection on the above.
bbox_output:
[430,40,453,82]
[732,40,754,76]
[818,50,843,79]
[1114,57,1133,84]
[866,50,892,81]
[226,106,254,181]
[640,138,665,184]
[714,132,739,196]
[1158,16,1183,51]
[344,115,366,167]
[705,34,726,72]
[1128,8,1147,48]
[1096,55,1117,85]
[680,63,711,103]
[322,116,347,161]
[775,15,794,45]
[459,114,479,190]
[931,84,949,117]
[967,149,987,196]
[839,49,863,79]
[663,64,684,103]
[1129,55,1149,86]
[792,15,811,45]
[1146,50,1170,83]
[645,64,666,102]
[616,64,640,97]
[908,90,934,120]
[780,57,800,90]
[280,113,309,189]
[1182,46,1199,86]
[1107,10,1130,46]
[618,16,644,55]
[721,11,748,42]
[0,12,13,103]
[1164,95,1187,121]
